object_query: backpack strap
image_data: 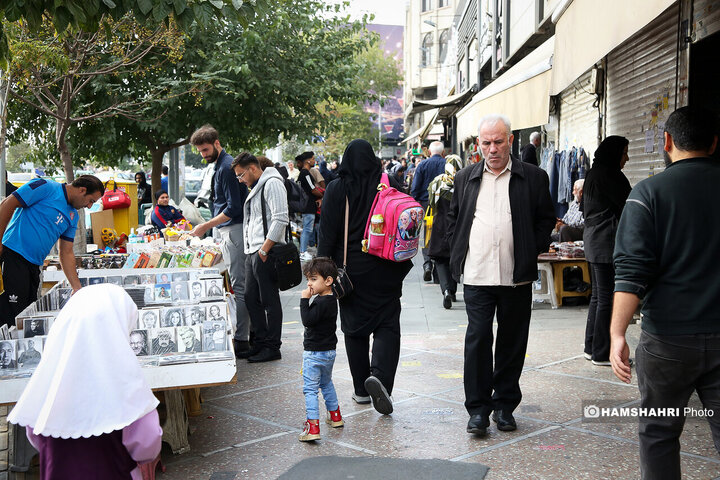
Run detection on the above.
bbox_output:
[379,172,390,190]
[342,197,349,268]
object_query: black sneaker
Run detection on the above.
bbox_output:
[443,291,452,309]
[233,340,253,359]
[364,375,393,415]
[248,348,282,363]
[423,267,432,282]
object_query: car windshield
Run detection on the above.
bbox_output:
[186,180,202,193]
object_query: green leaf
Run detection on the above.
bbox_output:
[152,2,171,22]
[52,6,73,33]
[102,0,117,8]
[173,0,187,15]
[192,3,214,25]
[208,0,225,9]
[136,0,153,15]
[232,0,244,9]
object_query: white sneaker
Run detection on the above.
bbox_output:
[300,252,313,262]
[592,360,612,366]
[352,393,371,404]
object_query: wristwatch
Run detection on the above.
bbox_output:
[259,248,268,257]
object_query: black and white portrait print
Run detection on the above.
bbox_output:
[88,277,105,285]
[177,326,202,353]
[205,279,223,297]
[140,274,156,285]
[0,340,17,369]
[138,309,161,329]
[171,272,189,282]
[17,338,43,368]
[185,306,206,326]
[190,281,205,300]
[24,318,46,338]
[151,328,178,354]
[123,275,141,286]
[106,276,123,286]
[206,303,226,324]
[171,282,189,301]
[58,288,72,309]
[162,308,185,327]
[129,330,150,356]
[202,320,227,352]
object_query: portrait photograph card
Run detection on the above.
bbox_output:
[150,328,179,355]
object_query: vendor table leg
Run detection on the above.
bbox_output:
[8,423,37,473]
[161,390,191,455]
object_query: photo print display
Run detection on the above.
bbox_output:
[171,282,190,301]
[0,339,17,369]
[129,330,150,356]
[88,277,105,285]
[123,275,141,286]
[17,337,43,369]
[202,320,227,352]
[155,273,171,284]
[143,285,155,303]
[171,272,189,282]
[204,278,224,298]
[206,302,227,325]
[58,288,72,309]
[139,274,155,285]
[161,308,185,327]
[106,276,123,286]
[189,280,205,300]
[154,283,172,301]
[138,308,161,329]
[150,328,178,354]
[177,325,202,353]
[185,305,206,326]
[24,318,47,338]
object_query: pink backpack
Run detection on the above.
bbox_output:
[362,173,424,262]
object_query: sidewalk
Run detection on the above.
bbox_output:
[159,260,720,480]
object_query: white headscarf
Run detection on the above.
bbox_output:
[9,284,159,439]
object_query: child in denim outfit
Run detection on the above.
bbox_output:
[299,257,343,441]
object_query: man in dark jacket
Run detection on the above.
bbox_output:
[610,106,720,480]
[411,141,446,281]
[520,131,540,165]
[447,114,554,437]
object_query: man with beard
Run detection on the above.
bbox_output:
[1,340,16,369]
[0,175,104,327]
[611,106,720,479]
[152,329,177,354]
[191,281,204,299]
[189,125,251,359]
[18,339,41,368]
[129,331,149,356]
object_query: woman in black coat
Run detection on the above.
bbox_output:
[581,136,632,365]
[427,154,463,309]
[318,139,413,415]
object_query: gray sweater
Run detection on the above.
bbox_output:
[243,167,289,254]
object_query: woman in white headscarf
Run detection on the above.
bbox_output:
[8,284,162,480]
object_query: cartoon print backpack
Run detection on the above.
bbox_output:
[362,173,424,262]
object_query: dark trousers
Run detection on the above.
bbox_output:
[244,253,283,351]
[344,302,401,396]
[636,331,720,480]
[584,262,614,361]
[434,258,457,295]
[558,225,583,242]
[0,248,41,328]
[463,284,532,416]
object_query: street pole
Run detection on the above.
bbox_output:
[377,99,382,158]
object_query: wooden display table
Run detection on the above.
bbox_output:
[535,254,592,308]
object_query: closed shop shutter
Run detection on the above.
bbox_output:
[605,4,679,186]
[693,0,720,43]
[558,70,600,154]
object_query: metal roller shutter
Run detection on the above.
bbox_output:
[558,70,600,154]
[605,4,679,186]
[693,0,720,43]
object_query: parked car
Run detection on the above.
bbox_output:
[193,163,214,209]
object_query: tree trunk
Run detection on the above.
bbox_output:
[56,119,74,182]
[150,146,169,206]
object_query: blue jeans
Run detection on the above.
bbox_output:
[300,213,315,253]
[303,350,338,420]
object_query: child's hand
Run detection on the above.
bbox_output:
[301,287,312,299]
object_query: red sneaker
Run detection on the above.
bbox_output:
[326,408,344,428]
[299,419,320,442]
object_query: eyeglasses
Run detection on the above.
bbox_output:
[235,170,247,180]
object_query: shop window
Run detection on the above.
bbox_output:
[438,29,449,64]
[422,0,433,12]
[421,33,433,67]
[438,0,448,7]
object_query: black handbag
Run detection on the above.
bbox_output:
[332,198,354,299]
[261,184,302,291]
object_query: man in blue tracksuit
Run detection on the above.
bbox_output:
[411,141,446,281]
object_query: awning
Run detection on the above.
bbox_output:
[401,109,440,144]
[405,87,476,119]
[455,36,554,141]
[550,0,676,95]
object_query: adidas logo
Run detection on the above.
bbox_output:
[8,294,18,303]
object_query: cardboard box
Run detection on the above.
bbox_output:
[91,210,115,247]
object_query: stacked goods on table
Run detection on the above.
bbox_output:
[1,268,234,381]
[122,244,222,269]
[549,241,585,258]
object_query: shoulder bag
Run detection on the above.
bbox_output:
[332,198,354,299]
[260,182,302,291]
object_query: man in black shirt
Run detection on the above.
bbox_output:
[520,131,540,166]
[297,152,323,262]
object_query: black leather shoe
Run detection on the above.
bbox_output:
[423,267,432,282]
[492,410,517,431]
[467,414,490,436]
[449,293,457,302]
[443,291,452,309]
[233,340,252,359]
[248,347,282,363]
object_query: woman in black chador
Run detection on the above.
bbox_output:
[318,139,413,415]
[582,135,632,365]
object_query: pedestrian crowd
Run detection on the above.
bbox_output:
[1,107,719,479]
